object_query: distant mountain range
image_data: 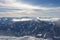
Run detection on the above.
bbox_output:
[0,17,60,39]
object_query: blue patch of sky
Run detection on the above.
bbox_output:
[18,0,60,7]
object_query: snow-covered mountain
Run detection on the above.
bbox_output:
[0,17,60,40]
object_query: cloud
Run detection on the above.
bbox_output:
[0,0,51,10]
[0,0,60,17]
[0,0,60,11]
[0,12,40,17]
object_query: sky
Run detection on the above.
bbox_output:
[0,0,60,17]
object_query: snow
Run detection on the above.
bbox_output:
[37,17,60,22]
[37,34,42,36]
[39,19,51,21]
[0,36,53,40]
[51,18,60,21]
[0,17,60,40]
[12,17,60,22]
[12,18,32,22]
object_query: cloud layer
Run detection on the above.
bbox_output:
[0,0,60,17]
